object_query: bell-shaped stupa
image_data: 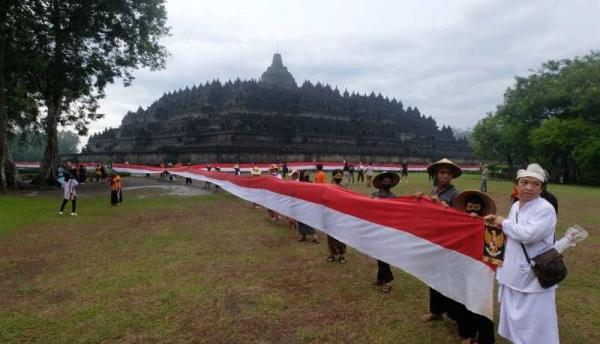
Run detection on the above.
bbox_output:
[260,53,297,89]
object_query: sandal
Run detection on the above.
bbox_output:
[381,285,392,293]
[298,237,307,242]
[338,256,346,264]
[327,256,336,262]
[420,313,443,322]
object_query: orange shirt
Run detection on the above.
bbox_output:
[111,175,121,191]
[315,171,326,184]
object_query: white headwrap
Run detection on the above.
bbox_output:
[516,163,546,183]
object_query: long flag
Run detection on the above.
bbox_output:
[113,164,495,319]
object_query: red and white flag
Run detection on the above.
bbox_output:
[113,164,495,319]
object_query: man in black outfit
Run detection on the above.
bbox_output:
[371,172,400,293]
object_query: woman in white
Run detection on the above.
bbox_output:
[485,163,559,344]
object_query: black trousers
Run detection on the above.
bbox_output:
[60,197,77,212]
[454,305,495,343]
[429,288,458,316]
[111,190,119,205]
[376,260,394,283]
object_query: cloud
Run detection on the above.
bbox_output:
[87,0,600,142]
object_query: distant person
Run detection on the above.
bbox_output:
[57,164,65,186]
[365,163,374,187]
[326,170,347,263]
[78,164,87,184]
[281,162,289,179]
[234,163,241,176]
[95,164,102,182]
[159,162,166,179]
[357,162,365,183]
[348,165,355,184]
[314,164,326,184]
[250,166,261,177]
[401,160,409,183]
[267,165,282,221]
[250,165,262,209]
[59,173,78,216]
[480,164,489,193]
[100,164,108,181]
[342,161,350,186]
[110,174,122,206]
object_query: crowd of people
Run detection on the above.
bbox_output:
[57,162,122,215]
[53,157,586,344]
[234,158,573,344]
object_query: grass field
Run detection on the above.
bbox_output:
[0,173,598,343]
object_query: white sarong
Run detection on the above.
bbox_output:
[498,285,559,344]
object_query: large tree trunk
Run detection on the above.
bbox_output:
[37,98,61,186]
[0,35,8,191]
[3,139,17,187]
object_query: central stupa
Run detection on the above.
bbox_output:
[260,53,297,89]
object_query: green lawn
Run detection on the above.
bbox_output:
[0,173,598,343]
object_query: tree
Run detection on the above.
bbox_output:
[16,0,170,185]
[0,0,40,190]
[58,130,80,155]
[471,51,600,183]
[530,118,593,182]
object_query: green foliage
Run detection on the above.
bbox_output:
[10,130,80,161]
[471,51,600,184]
[3,0,170,184]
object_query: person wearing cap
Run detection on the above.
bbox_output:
[371,172,400,293]
[326,169,348,263]
[419,158,463,323]
[485,163,559,344]
[454,191,497,344]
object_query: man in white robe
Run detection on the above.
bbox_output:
[486,163,559,344]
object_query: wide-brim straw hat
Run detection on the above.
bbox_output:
[288,169,300,177]
[268,164,278,171]
[427,158,462,178]
[332,169,343,179]
[454,190,496,216]
[372,172,400,190]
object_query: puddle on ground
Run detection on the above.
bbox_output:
[124,185,211,197]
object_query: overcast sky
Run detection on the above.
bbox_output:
[85,0,600,144]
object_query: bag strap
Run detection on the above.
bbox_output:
[516,211,532,263]
[520,243,532,263]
